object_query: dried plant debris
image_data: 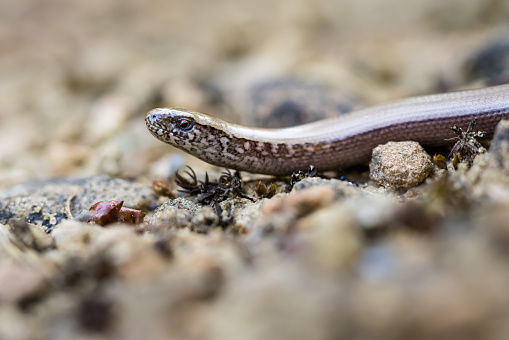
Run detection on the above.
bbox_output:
[151,179,176,198]
[433,154,448,169]
[87,200,145,226]
[175,166,254,206]
[287,165,319,192]
[88,200,123,226]
[255,181,277,199]
[448,118,487,167]
[451,152,462,170]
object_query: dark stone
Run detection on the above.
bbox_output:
[247,78,358,128]
[464,37,509,85]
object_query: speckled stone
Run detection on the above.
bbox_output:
[0,177,157,230]
[191,206,220,233]
[145,197,202,230]
[370,141,433,189]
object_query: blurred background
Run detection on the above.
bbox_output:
[1,0,509,188]
[3,2,509,340]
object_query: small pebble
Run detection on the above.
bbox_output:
[370,141,433,189]
[145,198,201,229]
[191,206,220,233]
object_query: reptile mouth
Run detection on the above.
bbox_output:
[145,122,167,138]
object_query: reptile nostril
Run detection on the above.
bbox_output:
[146,111,162,125]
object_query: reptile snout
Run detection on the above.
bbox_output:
[145,109,169,127]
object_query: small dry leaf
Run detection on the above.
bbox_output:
[88,200,145,226]
[256,181,277,198]
[89,200,123,226]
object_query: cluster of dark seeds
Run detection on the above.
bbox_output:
[175,166,254,206]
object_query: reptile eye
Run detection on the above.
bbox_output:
[176,118,194,132]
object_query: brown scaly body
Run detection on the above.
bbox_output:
[145,84,509,176]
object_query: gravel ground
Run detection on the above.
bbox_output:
[2,0,509,339]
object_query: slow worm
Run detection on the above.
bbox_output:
[145,84,509,175]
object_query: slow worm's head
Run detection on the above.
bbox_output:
[145,108,230,161]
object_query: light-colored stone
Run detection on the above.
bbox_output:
[370,141,433,189]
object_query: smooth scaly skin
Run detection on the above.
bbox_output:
[145,84,509,176]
